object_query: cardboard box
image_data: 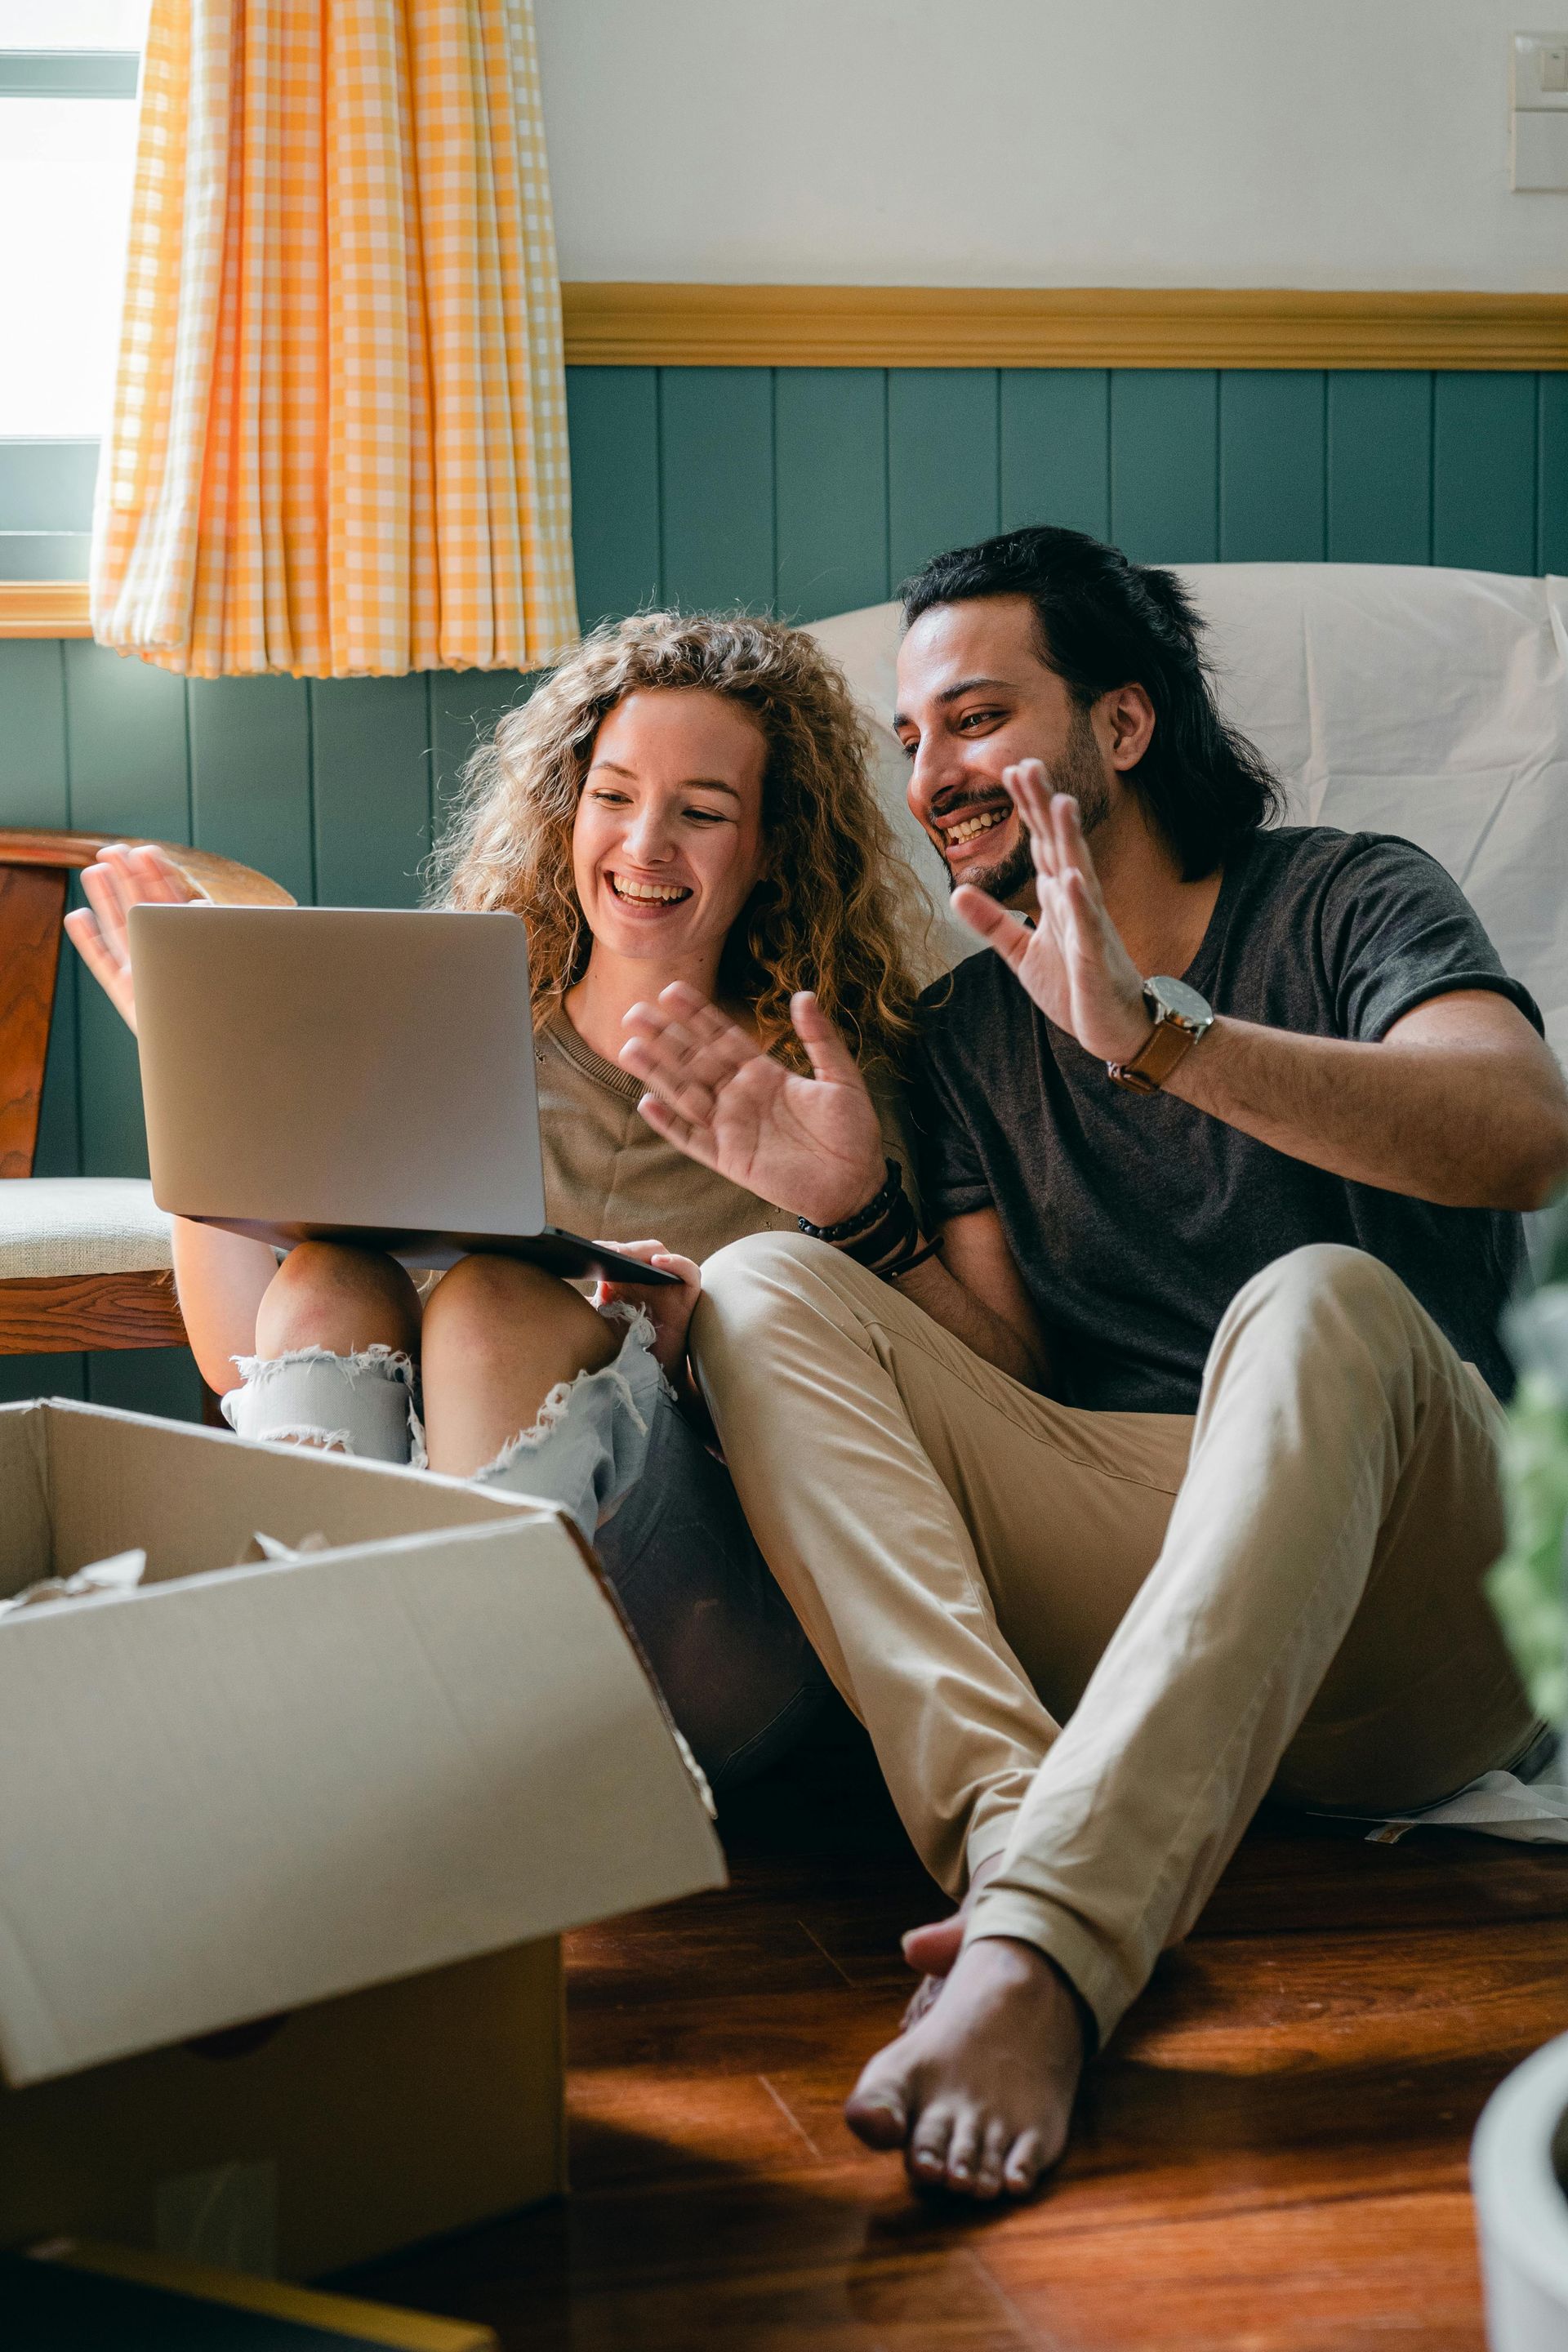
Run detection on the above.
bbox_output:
[0,1400,726,2277]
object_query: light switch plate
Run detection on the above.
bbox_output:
[1512,32,1568,109]
[1512,34,1568,185]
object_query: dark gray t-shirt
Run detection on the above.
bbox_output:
[910,826,1541,1413]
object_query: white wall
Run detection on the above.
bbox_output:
[535,0,1568,292]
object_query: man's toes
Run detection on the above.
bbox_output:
[1002,2127,1046,2198]
[898,1973,942,2034]
[970,2116,1012,2200]
[942,2110,983,2193]
[844,2051,911,2151]
[906,2100,958,2189]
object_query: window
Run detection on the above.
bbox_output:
[0,2,149,581]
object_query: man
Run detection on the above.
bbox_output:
[617,527,1568,2203]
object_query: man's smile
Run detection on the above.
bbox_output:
[945,808,1009,845]
[931,795,1017,860]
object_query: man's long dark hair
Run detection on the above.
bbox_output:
[902,526,1281,880]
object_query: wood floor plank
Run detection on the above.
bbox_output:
[978,2189,1486,2351]
[344,1745,1567,2352]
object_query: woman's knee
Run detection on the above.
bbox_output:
[255,1241,420,1361]
[421,1251,613,1363]
[416,1260,620,1401]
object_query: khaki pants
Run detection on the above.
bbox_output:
[689,1236,1539,2044]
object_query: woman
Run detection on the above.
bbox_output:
[68,612,926,1788]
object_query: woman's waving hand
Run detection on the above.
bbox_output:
[619,982,887,1229]
[64,842,204,1036]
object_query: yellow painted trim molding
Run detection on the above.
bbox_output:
[0,581,91,637]
[562,283,1568,370]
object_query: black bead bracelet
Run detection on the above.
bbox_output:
[797,1158,902,1245]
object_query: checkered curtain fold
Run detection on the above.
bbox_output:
[90,0,578,679]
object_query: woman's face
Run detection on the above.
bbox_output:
[572,688,768,971]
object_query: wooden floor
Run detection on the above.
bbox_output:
[350,1718,1568,2351]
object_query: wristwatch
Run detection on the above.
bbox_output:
[1106,975,1214,1095]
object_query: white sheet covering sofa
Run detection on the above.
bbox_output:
[809,564,1568,1063]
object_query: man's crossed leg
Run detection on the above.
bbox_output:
[691,1232,1539,2198]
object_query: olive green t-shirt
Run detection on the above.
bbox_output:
[534,1010,793,1261]
[534,1010,914,1264]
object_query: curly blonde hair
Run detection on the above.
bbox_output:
[431,612,930,1069]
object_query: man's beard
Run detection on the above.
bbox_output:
[944,708,1111,904]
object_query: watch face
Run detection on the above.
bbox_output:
[1147,975,1212,1030]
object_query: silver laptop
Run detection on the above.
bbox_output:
[128,903,676,1282]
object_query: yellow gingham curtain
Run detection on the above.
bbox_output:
[91,0,578,678]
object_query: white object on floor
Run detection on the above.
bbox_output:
[0,1177,172,1280]
[1472,2029,1568,2352]
[1362,1750,1568,1846]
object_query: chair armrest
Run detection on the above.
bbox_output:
[0,828,295,907]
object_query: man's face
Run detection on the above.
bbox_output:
[893,595,1112,905]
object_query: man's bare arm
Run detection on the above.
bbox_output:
[893,1205,1054,1388]
[1161,989,1568,1210]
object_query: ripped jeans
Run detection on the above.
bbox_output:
[223,1312,824,1790]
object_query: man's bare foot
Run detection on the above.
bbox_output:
[898,1851,1002,2030]
[846,1936,1086,2199]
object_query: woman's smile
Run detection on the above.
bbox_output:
[605,869,696,908]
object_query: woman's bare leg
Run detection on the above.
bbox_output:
[222,1243,424,1459]
[417,1254,619,1478]
[254,1240,421,1360]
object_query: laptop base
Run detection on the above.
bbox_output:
[189,1218,681,1284]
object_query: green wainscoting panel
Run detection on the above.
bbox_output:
[565,367,662,626]
[888,369,1000,588]
[429,667,537,844]
[1434,373,1539,576]
[63,639,190,842]
[0,640,69,827]
[775,370,889,623]
[1326,373,1432,566]
[659,368,775,612]
[1219,372,1325,562]
[1000,370,1111,541]
[1539,376,1568,576]
[77,979,147,1179]
[32,940,80,1186]
[1110,371,1219,565]
[312,672,433,906]
[189,674,314,902]
[83,1344,204,1419]
[0,1352,86,1406]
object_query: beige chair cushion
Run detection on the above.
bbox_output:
[0,1179,174,1281]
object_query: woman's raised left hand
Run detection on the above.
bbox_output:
[594,1240,702,1383]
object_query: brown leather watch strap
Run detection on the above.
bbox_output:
[1107,1016,1202,1095]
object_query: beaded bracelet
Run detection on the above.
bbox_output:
[797,1158,902,1245]
[837,1179,918,1268]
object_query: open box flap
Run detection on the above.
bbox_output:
[0,1405,725,2087]
[0,1404,54,1599]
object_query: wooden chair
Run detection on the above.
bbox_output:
[0,829,294,1362]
